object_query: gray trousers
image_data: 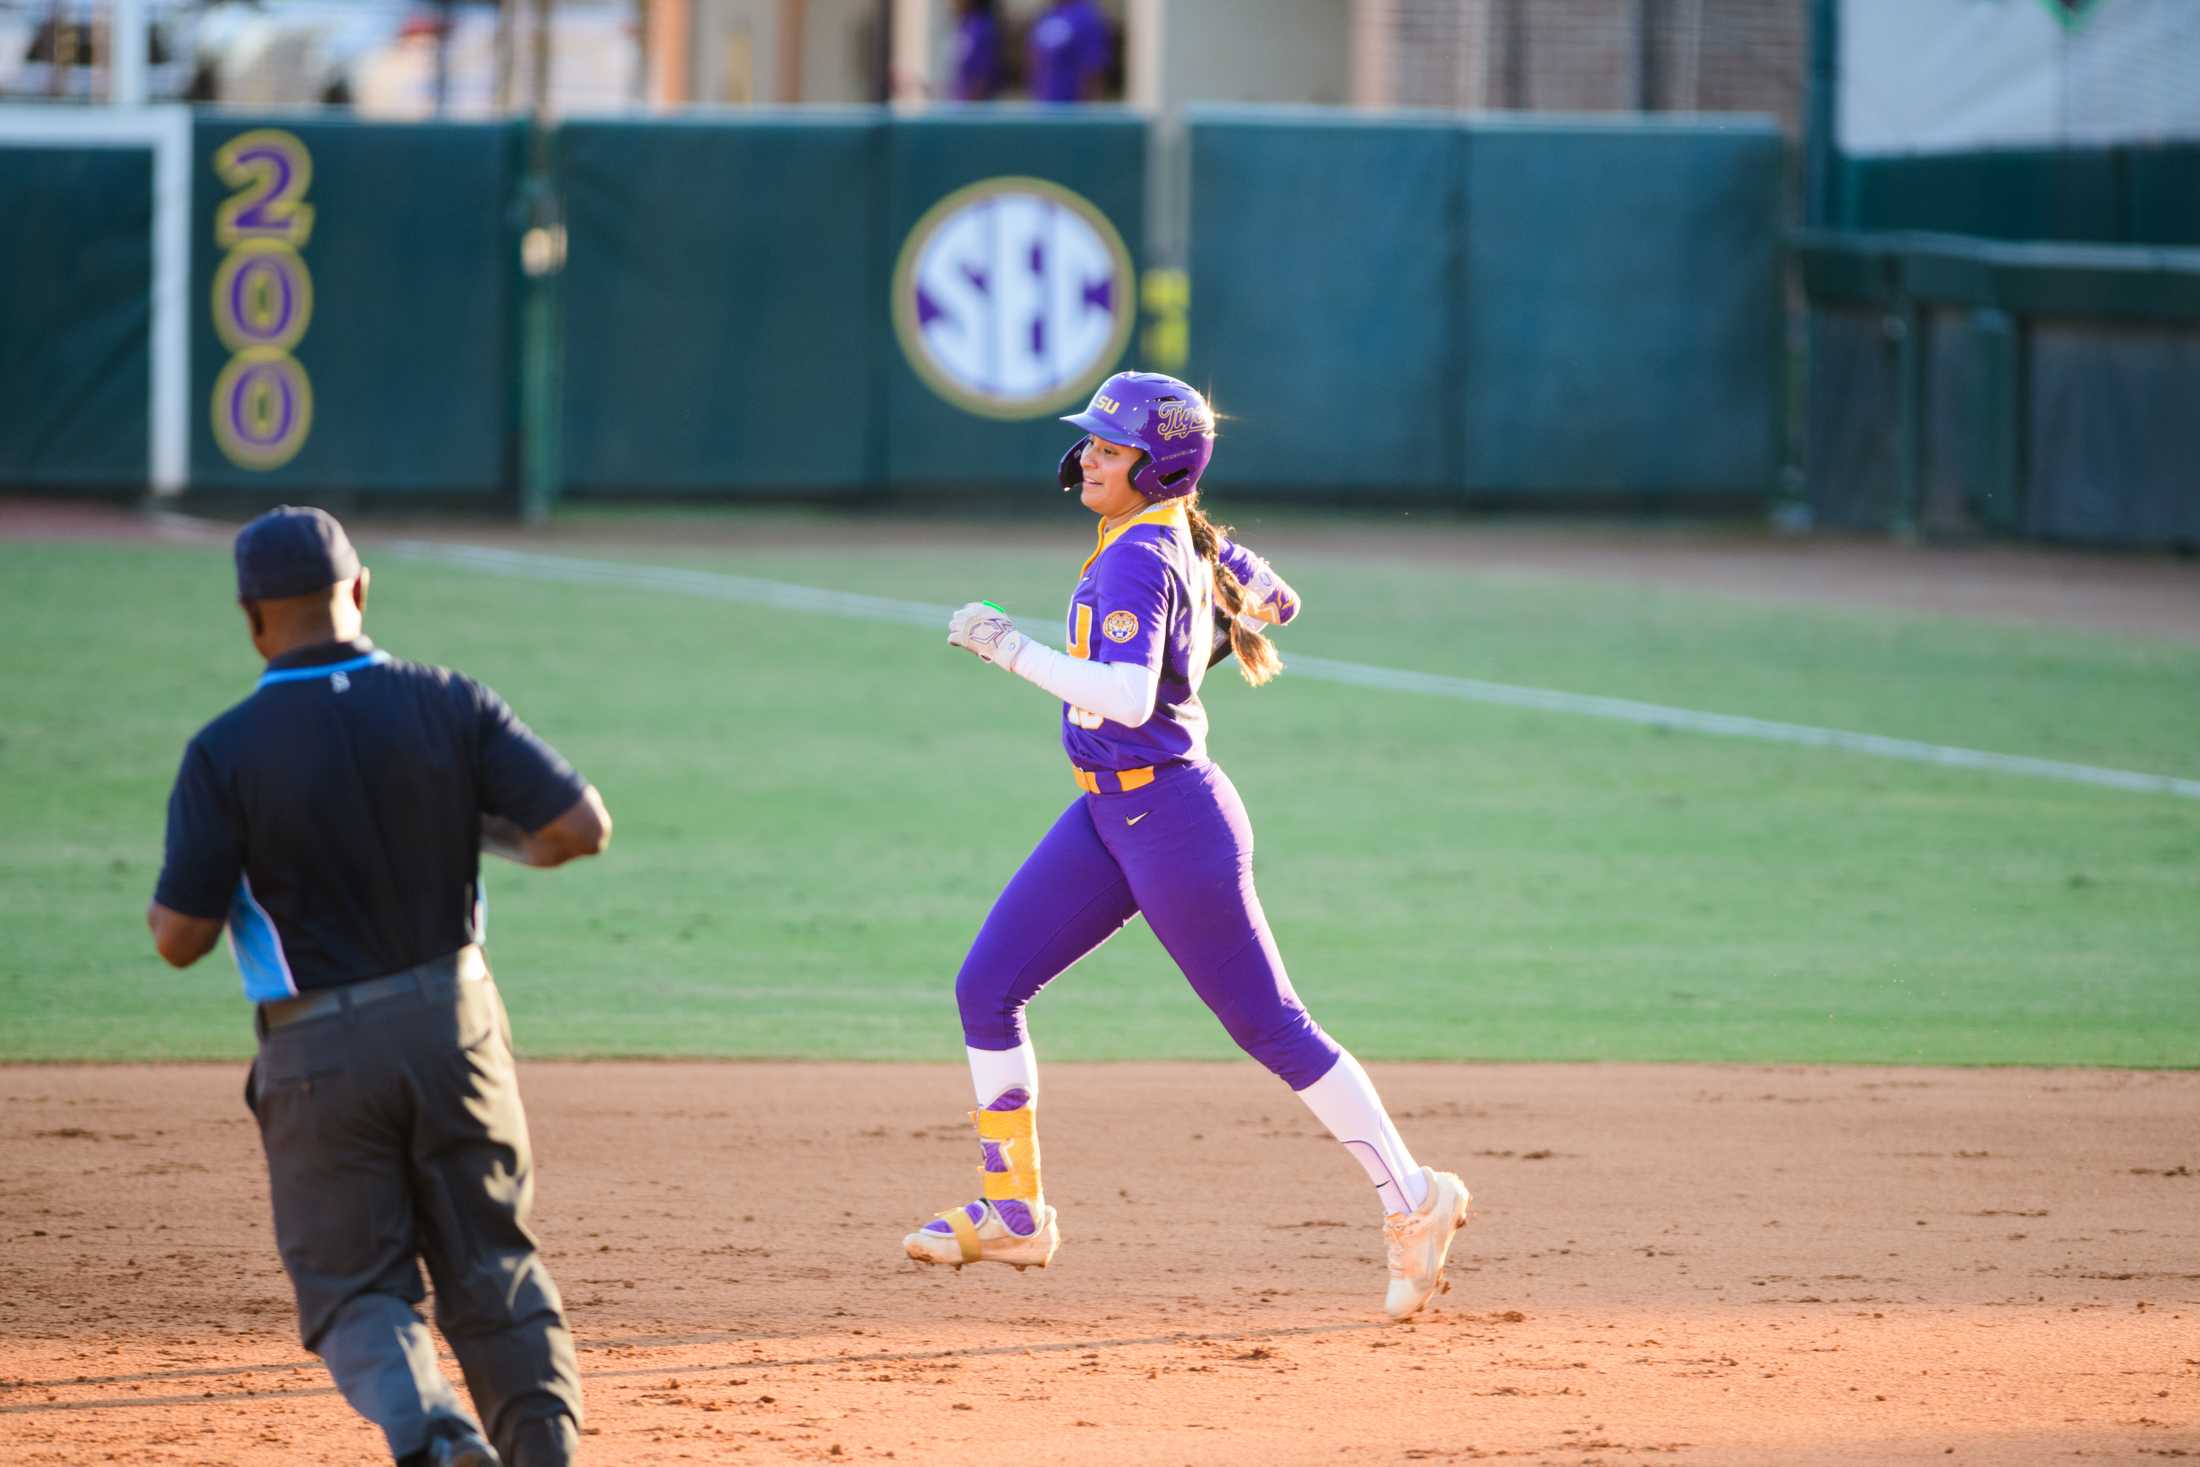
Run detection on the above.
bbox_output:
[248,952,581,1465]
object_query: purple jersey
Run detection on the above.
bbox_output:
[950,12,1002,101]
[1060,502,1214,771]
[1027,0,1109,103]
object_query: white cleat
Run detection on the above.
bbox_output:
[1383,1168,1471,1320]
[903,1201,1060,1272]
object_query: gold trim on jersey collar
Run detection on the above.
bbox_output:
[1080,501,1187,577]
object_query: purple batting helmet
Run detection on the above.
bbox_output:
[1056,371,1215,502]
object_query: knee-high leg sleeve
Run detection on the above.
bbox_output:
[1100,763,1341,1090]
[957,797,1140,1050]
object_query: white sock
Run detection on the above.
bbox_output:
[1294,1049,1430,1217]
[966,1041,1037,1108]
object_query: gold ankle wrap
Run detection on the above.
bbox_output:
[972,1105,1042,1204]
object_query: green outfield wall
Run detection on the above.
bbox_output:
[1188,111,1786,501]
[17,108,2200,544]
[1836,145,2200,248]
[7,108,1783,506]
[1456,118,1784,498]
[1798,230,2200,546]
[0,145,153,487]
[556,110,1149,495]
[557,114,886,494]
[188,116,523,495]
[879,110,1148,491]
[6,107,1798,508]
[1186,111,1463,496]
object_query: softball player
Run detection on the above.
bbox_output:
[907,371,1471,1320]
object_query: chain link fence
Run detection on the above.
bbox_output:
[1368,0,1803,136]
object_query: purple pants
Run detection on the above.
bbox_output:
[956,760,1342,1091]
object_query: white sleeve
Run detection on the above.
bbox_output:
[1006,640,1160,727]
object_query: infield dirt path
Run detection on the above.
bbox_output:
[3,1061,2196,1465]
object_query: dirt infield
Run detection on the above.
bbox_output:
[3,1061,2195,1465]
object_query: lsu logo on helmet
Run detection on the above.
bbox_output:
[1102,610,1140,643]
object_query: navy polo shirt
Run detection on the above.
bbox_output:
[153,638,590,1001]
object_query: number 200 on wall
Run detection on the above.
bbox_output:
[210,130,316,470]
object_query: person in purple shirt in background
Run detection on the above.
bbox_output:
[1025,0,1110,102]
[907,372,1473,1322]
[949,0,1003,102]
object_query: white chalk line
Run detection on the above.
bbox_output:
[386,540,2200,803]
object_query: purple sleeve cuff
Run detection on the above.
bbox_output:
[1212,535,1301,625]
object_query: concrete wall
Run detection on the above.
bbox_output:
[1128,0,1352,110]
[690,0,880,104]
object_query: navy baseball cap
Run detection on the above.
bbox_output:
[234,506,360,600]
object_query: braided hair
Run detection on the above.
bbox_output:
[1181,497,1282,687]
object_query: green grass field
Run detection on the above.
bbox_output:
[4,518,2196,1066]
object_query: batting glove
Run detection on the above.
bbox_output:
[947,602,1030,671]
[1234,562,1296,625]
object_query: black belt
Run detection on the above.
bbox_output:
[256,946,489,1034]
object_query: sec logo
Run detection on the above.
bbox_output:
[893,176,1135,420]
[1102,610,1140,643]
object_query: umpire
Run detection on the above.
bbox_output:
[147,506,611,1467]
